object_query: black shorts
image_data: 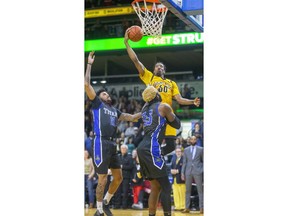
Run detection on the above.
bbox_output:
[137,136,168,180]
[92,137,121,174]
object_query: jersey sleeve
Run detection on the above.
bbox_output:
[90,96,102,109]
[116,109,122,118]
[171,80,180,96]
[139,68,153,85]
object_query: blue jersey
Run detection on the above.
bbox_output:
[141,102,167,140]
[90,97,122,138]
[138,101,167,175]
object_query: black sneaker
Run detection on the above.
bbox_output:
[103,199,108,205]
[94,210,104,216]
[103,204,113,216]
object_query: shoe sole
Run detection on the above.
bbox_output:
[94,210,104,216]
[103,205,113,216]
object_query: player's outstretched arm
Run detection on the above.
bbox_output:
[173,94,201,107]
[85,51,96,100]
[124,28,145,76]
[118,112,142,122]
[158,103,181,129]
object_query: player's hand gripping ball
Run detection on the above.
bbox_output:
[128,25,144,42]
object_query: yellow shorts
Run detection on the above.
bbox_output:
[165,124,177,136]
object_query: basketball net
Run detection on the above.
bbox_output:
[131,0,168,37]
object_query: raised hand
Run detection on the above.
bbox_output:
[124,27,132,42]
[88,51,95,65]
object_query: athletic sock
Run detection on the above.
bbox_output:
[103,192,114,205]
[97,201,104,214]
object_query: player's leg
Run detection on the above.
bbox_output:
[104,168,123,203]
[93,140,116,216]
[156,176,172,216]
[161,125,177,155]
[95,173,108,215]
[101,168,122,216]
[148,179,161,216]
[92,139,110,216]
[103,142,123,206]
[162,136,176,155]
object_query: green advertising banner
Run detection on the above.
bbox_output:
[85,32,203,52]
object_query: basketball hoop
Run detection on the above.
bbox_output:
[131,0,168,37]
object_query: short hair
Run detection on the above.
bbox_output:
[96,88,108,96]
[155,62,166,71]
[142,85,158,102]
[175,147,182,152]
[121,144,128,150]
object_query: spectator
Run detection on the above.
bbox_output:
[179,136,188,149]
[131,151,144,210]
[192,122,203,147]
[133,125,144,147]
[124,122,136,138]
[175,137,180,146]
[117,120,128,135]
[181,136,204,214]
[85,150,95,208]
[119,132,127,145]
[115,138,122,153]
[127,99,136,113]
[85,130,94,156]
[126,136,136,154]
[85,111,92,138]
[114,144,134,209]
[131,149,137,159]
[170,147,186,211]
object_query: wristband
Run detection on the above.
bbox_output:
[88,63,92,65]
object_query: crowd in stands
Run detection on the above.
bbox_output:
[84,93,204,211]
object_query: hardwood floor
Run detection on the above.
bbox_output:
[84,208,203,216]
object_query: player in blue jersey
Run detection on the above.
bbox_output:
[137,85,181,216]
[85,51,142,216]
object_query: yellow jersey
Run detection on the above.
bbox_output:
[140,68,180,136]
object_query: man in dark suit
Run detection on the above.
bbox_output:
[114,144,134,209]
[181,136,204,214]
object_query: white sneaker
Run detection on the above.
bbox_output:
[132,202,143,210]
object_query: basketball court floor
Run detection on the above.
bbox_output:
[84,208,203,216]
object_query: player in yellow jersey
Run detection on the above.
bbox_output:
[124,28,201,155]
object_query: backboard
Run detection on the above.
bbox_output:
[160,0,204,32]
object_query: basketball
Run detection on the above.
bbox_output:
[128,25,143,42]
